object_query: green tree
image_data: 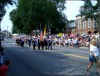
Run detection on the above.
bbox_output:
[0,0,15,21]
[80,0,100,33]
[10,0,67,34]
[9,9,23,34]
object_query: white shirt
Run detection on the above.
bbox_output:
[90,44,99,57]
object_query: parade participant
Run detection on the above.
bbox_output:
[37,38,40,50]
[20,38,24,47]
[86,39,100,75]
[32,37,36,50]
[28,38,32,47]
[40,39,44,50]
[48,38,52,50]
[44,38,48,50]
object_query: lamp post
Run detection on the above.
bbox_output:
[6,25,8,38]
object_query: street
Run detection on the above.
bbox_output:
[1,38,99,76]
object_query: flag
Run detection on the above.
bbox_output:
[40,30,43,41]
[44,25,46,37]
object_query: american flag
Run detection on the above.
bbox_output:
[40,30,43,41]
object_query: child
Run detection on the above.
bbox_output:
[0,60,10,76]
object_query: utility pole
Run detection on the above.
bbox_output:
[7,25,8,38]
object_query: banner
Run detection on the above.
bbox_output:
[44,25,46,36]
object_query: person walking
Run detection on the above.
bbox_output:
[0,46,4,66]
[86,39,100,75]
[37,39,40,50]
[32,38,36,50]
[28,38,31,47]
[0,60,10,76]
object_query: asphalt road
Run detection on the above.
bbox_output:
[1,38,100,76]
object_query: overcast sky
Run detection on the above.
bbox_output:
[1,1,97,33]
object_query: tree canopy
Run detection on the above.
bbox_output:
[10,0,68,34]
[79,0,100,32]
[0,0,15,21]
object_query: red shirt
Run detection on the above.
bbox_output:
[0,65,8,76]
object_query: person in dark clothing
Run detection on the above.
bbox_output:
[0,46,4,66]
[48,39,52,50]
[20,39,24,47]
[28,38,31,47]
[32,39,36,50]
[44,39,48,49]
[40,40,44,50]
[37,39,40,50]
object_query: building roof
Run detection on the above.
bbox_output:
[76,14,81,17]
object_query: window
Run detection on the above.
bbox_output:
[88,19,91,28]
[83,20,86,29]
[93,20,97,27]
[78,19,81,29]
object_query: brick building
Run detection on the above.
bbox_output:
[76,14,97,34]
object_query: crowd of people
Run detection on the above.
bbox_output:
[0,32,100,76]
[52,32,100,48]
[15,32,100,49]
[16,36,53,50]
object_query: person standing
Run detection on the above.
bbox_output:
[28,38,32,47]
[0,60,10,76]
[0,46,4,66]
[86,39,100,75]
[37,39,40,50]
[47,39,52,50]
[32,38,36,50]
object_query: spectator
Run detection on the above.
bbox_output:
[0,60,10,76]
[0,46,4,66]
[86,39,100,75]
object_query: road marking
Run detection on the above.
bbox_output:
[3,43,16,44]
[61,53,88,59]
[56,47,89,54]
[46,50,88,60]
[80,51,89,53]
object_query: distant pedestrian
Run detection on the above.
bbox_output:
[47,39,52,50]
[28,38,31,47]
[40,40,44,50]
[0,60,10,76]
[32,38,36,50]
[86,39,100,75]
[37,39,40,50]
[0,46,4,66]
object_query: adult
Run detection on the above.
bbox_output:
[0,46,4,66]
[86,39,100,75]
[32,38,36,50]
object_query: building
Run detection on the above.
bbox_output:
[66,21,76,34]
[69,21,76,34]
[76,14,97,34]
[2,30,12,38]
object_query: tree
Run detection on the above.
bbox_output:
[0,0,15,21]
[79,0,100,33]
[10,0,67,34]
[9,9,23,34]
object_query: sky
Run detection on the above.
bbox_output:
[1,1,97,33]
